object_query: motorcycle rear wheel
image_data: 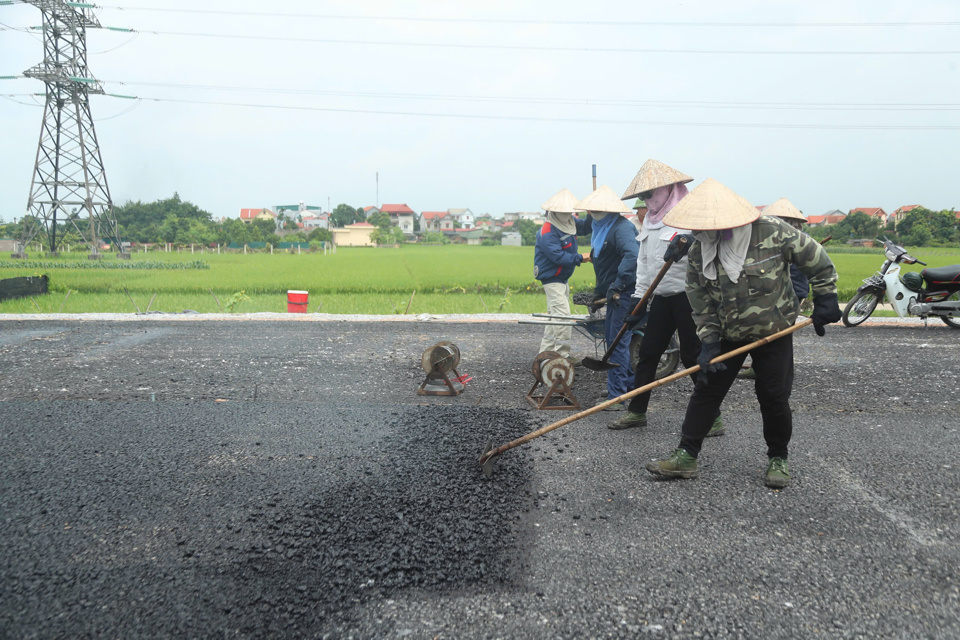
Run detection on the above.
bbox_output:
[842,291,880,327]
[940,291,960,329]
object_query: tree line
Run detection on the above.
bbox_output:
[805,208,960,247]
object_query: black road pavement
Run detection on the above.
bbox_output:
[0,319,957,639]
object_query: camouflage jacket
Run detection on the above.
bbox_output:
[686,216,838,343]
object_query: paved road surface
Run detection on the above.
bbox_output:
[0,318,957,639]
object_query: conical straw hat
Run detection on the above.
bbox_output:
[662,178,760,231]
[631,198,646,210]
[762,197,806,222]
[621,159,693,200]
[540,188,579,213]
[573,185,632,214]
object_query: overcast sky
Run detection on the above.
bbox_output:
[1,0,958,221]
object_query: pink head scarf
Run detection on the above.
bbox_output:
[644,182,689,226]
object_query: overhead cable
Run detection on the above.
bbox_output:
[118,29,960,55]
[123,95,960,131]
[103,79,960,112]
[91,6,960,28]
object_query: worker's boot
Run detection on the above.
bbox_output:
[705,413,725,437]
[645,448,698,479]
[765,457,790,489]
[608,411,647,430]
[737,367,756,380]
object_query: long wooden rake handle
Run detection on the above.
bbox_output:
[480,318,814,467]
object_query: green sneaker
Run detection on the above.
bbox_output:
[765,457,790,488]
[705,413,725,437]
[609,411,647,430]
[645,448,699,479]
[737,367,756,380]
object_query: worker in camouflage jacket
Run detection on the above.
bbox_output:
[645,179,841,489]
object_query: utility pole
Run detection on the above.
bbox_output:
[376,171,379,208]
[14,0,124,260]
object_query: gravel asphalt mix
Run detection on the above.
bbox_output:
[0,316,957,639]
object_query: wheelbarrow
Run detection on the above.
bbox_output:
[518,311,680,381]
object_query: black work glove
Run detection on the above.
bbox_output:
[663,233,696,263]
[811,292,842,336]
[606,288,621,305]
[697,339,726,374]
[622,303,648,329]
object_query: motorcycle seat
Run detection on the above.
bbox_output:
[921,265,960,286]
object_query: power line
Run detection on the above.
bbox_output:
[89,5,960,28]
[128,29,960,55]
[126,94,960,131]
[102,79,960,112]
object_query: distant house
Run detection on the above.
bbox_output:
[503,211,541,223]
[421,211,454,232]
[331,221,376,247]
[301,212,329,230]
[849,207,889,226]
[891,205,923,228]
[455,229,487,245]
[363,205,380,217]
[475,214,494,228]
[806,213,847,227]
[275,203,321,217]
[239,208,278,225]
[447,208,475,229]
[502,232,522,247]
[380,204,416,235]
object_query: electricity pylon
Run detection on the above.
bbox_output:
[15,0,122,259]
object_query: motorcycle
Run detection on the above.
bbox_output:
[841,238,960,329]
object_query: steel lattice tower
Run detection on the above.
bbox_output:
[15,0,122,258]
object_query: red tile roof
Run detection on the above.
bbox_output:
[347,222,375,228]
[500,221,515,228]
[421,211,448,220]
[849,207,887,217]
[893,204,922,215]
[239,208,262,220]
[807,214,846,225]
[380,204,415,214]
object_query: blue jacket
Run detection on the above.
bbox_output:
[791,264,810,300]
[592,216,639,299]
[534,216,593,285]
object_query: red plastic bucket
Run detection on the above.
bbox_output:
[287,290,308,313]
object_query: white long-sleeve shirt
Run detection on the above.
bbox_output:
[632,219,691,300]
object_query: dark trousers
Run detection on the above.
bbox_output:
[627,292,701,414]
[604,295,635,399]
[679,334,794,459]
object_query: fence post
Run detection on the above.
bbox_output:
[270,243,273,255]
[244,245,247,255]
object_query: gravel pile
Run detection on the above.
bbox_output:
[0,402,534,637]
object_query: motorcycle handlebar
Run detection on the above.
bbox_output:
[917,260,928,266]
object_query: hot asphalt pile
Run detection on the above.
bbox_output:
[0,401,534,638]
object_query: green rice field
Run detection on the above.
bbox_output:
[1,245,958,315]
